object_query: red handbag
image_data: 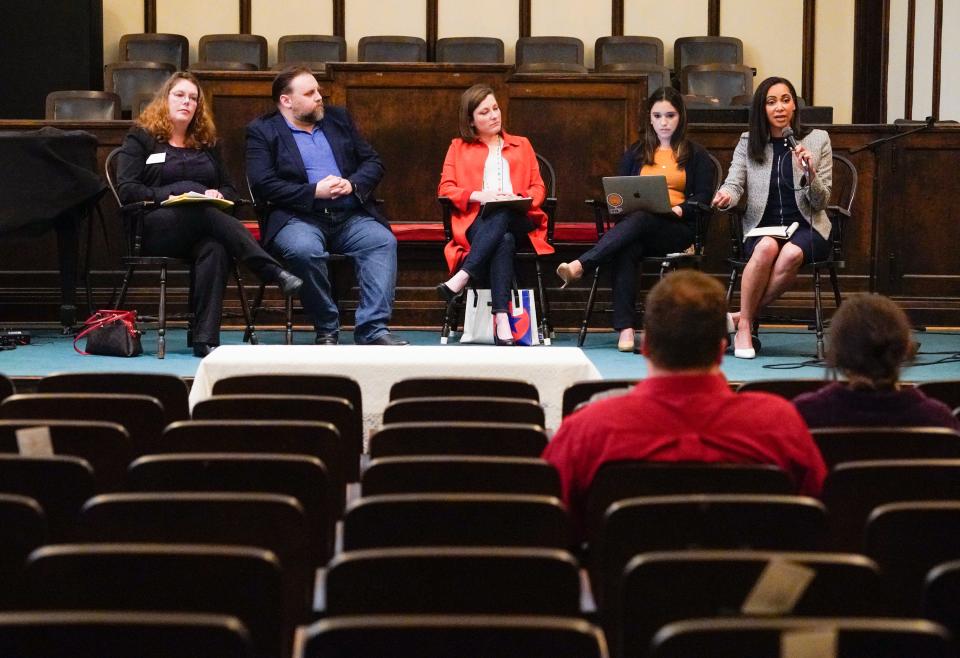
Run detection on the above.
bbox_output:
[73,309,143,357]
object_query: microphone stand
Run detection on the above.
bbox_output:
[849,115,935,154]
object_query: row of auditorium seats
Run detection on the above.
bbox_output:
[4,372,960,656]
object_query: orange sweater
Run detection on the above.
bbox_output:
[438,131,554,272]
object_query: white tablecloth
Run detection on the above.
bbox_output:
[190,345,602,434]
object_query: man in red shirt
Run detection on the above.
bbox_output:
[543,270,826,528]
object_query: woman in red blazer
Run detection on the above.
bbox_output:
[436,84,554,345]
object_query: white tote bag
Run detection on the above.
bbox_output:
[460,288,495,344]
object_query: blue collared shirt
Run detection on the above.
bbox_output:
[285,119,358,212]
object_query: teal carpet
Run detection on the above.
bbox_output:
[3,326,960,384]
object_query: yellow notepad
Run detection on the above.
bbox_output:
[160,191,234,210]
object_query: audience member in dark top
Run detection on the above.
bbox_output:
[117,71,302,357]
[554,86,715,352]
[543,270,826,531]
[793,294,959,429]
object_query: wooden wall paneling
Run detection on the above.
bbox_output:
[144,0,156,32]
[426,0,438,61]
[904,0,915,120]
[333,0,345,37]
[240,0,252,33]
[802,0,816,104]
[708,0,720,36]
[852,0,889,123]
[612,0,624,36]
[932,0,942,119]
[520,0,531,37]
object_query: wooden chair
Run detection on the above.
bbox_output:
[615,550,884,658]
[324,547,580,616]
[357,36,427,62]
[594,36,664,68]
[812,427,960,470]
[38,372,189,423]
[369,422,547,458]
[0,392,165,455]
[119,33,189,69]
[381,396,545,427]
[435,37,504,63]
[0,494,46,608]
[680,63,754,106]
[0,611,256,658]
[277,35,346,66]
[672,36,744,77]
[191,394,360,481]
[361,456,560,497]
[103,61,176,117]
[0,455,96,541]
[342,493,570,551]
[23,544,282,658]
[128,453,335,564]
[294,615,609,658]
[515,36,587,73]
[650,617,952,658]
[45,91,121,120]
[389,377,538,401]
[197,34,267,69]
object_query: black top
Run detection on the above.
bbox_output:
[758,137,802,227]
[617,140,714,229]
[159,144,218,190]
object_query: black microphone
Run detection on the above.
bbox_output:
[782,127,808,174]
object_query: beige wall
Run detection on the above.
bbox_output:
[438,0,518,63]
[814,0,854,123]
[156,0,241,65]
[102,0,143,67]
[345,0,427,61]
[624,0,708,69]
[942,0,960,120]
[531,0,611,68]
[252,0,335,65]
[721,0,803,91]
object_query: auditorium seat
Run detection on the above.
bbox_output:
[276,35,346,67]
[584,461,794,542]
[594,36,664,69]
[0,454,96,541]
[191,394,360,481]
[325,547,581,616]
[294,615,609,658]
[197,34,268,70]
[812,426,960,470]
[357,36,427,62]
[595,62,671,89]
[651,617,952,658]
[924,559,960,642]
[103,61,176,118]
[0,374,14,403]
[118,33,189,70]
[38,372,189,423]
[681,63,754,107]
[614,550,884,658]
[342,493,570,550]
[189,60,258,71]
[866,501,960,614]
[0,494,46,608]
[0,392,166,455]
[562,380,638,417]
[361,456,560,497]
[389,376,539,401]
[0,611,256,658]
[515,36,587,73]
[158,420,346,518]
[822,459,960,551]
[381,396,545,427]
[0,420,131,492]
[435,37,504,63]
[368,422,547,459]
[44,91,121,120]
[915,380,960,412]
[672,36,744,78]
[127,453,335,563]
[23,544,283,658]
[736,379,832,399]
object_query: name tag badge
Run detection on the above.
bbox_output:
[146,152,166,165]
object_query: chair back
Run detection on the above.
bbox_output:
[198,34,267,69]
[681,63,754,106]
[294,615,609,658]
[277,35,346,65]
[325,547,580,616]
[0,611,256,658]
[128,453,335,563]
[342,493,570,550]
[812,427,960,470]
[925,559,960,642]
[650,617,953,658]
[45,91,121,120]
[435,37,504,63]
[381,396,545,427]
[616,550,884,658]
[673,36,744,74]
[190,60,258,71]
[389,377,538,401]
[597,62,671,89]
[119,33,189,69]
[595,36,664,68]
[105,147,147,257]
[737,379,832,399]
[369,421,547,458]
[826,153,858,262]
[0,374,14,402]
[916,380,960,411]
[516,36,585,69]
[562,380,638,417]
[0,494,46,607]
[103,61,176,116]
[0,455,96,541]
[357,36,427,62]
[39,372,189,423]
[362,456,560,497]
[0,420,131,492]
[23,544,282,658]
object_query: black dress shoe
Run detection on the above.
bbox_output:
[494,334,515,346]
[277,270,303,296]
[192,343,217,357]
[314,332,339,345]
[436,283,462,304]
[363,332,409,346]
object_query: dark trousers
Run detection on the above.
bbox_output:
[578,211,694,330]
[142,205,283,344]
[462,208,534,313]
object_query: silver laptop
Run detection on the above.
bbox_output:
[602,175,673,215]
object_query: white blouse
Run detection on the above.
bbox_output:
[482,138,513,194]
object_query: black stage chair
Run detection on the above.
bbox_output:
[368,421,547,458]
[361,456,560,497]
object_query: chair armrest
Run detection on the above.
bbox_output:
[118,200,156,214]
[542,196,558,244]
[437,197,454,242]
[584,198,608,238]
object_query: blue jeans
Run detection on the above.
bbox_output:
[271,212,398,343]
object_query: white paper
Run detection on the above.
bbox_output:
[16,426,54,457]
[741,559,815,615]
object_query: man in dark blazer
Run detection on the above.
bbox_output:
[246,65,407,345]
